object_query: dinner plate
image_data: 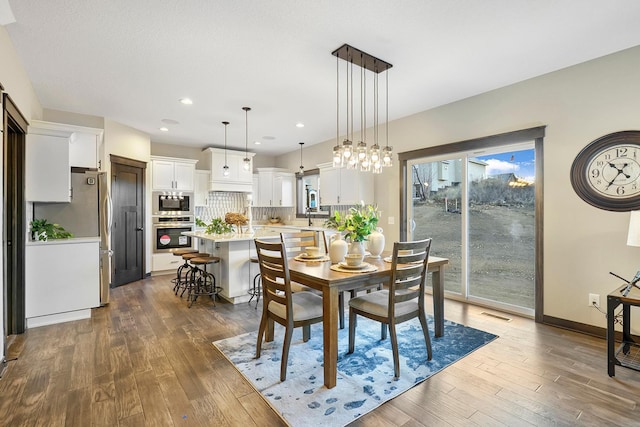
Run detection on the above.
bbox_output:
[300,253,324,260]
[338,261,369,270]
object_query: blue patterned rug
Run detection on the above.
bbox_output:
[213,316,497,426]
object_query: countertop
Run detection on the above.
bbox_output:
[26,236,101,246]
[185,224,330,243]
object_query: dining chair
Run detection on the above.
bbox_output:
[281,230,349,329]
[347,238,433,379]
[254,239,324,381]
[280,230,326,295]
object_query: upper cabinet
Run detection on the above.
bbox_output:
[318,163,374,205]
[151,156,198,191]
[254,168,295,207]
[26,120,103,202]
[194,170,211,206]
[206,148,255,192]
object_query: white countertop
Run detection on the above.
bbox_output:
[185,224,331,243]
[26,236,101,246]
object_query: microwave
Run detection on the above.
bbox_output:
[152,191,193,216]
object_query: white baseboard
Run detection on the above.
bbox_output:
[26,309,92,328]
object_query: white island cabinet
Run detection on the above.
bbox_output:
[185,227,300,303]
[25,238,100,327]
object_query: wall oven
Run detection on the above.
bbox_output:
[152,216,194,253]
[152,191,194,216]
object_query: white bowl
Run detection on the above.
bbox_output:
[344,253,364,267]
[306,246,321,257]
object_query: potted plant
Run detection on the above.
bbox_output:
[325,203,380,255]
[196,217,233,235]
[30,218,73,241]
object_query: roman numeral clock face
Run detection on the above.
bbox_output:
[571,131,640,211]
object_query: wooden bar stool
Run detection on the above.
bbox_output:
[187,255,221,308]
[248,257,262,309]
[176,252,210,297]
[171,248,198,294]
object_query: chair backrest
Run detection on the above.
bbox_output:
[280,230,327,257]
[254,239,292,312]
[388,239,432,314]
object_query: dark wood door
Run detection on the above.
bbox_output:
[111,157,145,287]
[3,93,27,338]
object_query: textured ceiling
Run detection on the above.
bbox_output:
[5,0,640,155]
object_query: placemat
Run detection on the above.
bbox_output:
[294,255,330,262]
[330,262,378,273]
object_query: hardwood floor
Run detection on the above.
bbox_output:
[2,274,639,426]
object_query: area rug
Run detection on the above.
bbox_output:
[213,316,497,427]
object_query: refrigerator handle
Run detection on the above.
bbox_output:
[107,193,113,232]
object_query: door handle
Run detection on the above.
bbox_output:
[136,227,144,231]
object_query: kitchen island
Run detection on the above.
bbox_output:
[186,226,318,304]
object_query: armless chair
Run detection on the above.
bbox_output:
[281,230,349,330]
[280,230,326,294]
[347,238,433,379]
[254,239,324,382]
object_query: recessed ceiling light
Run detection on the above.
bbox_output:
[159,127,169,132]
[296,122,305,128]
[254,141,261,145]
[179,98,193,105]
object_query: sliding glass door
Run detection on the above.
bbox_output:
[408,142,536,315]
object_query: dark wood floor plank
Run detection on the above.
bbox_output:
[134,369,174,426]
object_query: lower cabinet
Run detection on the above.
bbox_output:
[25,239,100,327]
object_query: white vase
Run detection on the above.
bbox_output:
[367,227,385,258]
[348,240,366,256]
[329,234,348,264]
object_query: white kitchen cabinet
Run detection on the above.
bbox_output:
[69,131,100,169]
[319,163,374,205]
[26,120,104,202]
[195,170,210,206]
[151,156,197,191]
[255,168,295,207]
[25,238,100,327]
[26,133,71,202]
[206,148,255,192]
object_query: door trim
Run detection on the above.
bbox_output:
[398,126,545,322]
[109,155,146,286]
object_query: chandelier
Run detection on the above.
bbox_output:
[332,44,393,173]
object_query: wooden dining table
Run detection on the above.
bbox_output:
[277,253,449,389]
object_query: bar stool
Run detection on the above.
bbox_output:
[187,255,221,308]
[171,248,198,294]
[175,252,210,297]
[248,257,262,309]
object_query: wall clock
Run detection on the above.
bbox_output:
[571,131,640,212]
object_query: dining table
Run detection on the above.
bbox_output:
[272,253,449,389]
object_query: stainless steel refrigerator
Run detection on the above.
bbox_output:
[33,169,112,305]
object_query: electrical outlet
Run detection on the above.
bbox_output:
[589,293,600,308]
[387,216,395,225]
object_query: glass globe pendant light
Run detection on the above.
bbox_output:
[222,121,230,177]
[242,107,251,171]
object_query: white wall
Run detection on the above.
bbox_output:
[0,24,43,366]
[276,45,640,331]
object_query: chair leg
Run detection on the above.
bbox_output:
[281,326,294,381]
[348,309,356,354]
[381,322,387,340]
[302,324,311,342]
[418,311,433,360]
[338,292,344,330]
[389,321,400,379]
[256,313,268,358]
